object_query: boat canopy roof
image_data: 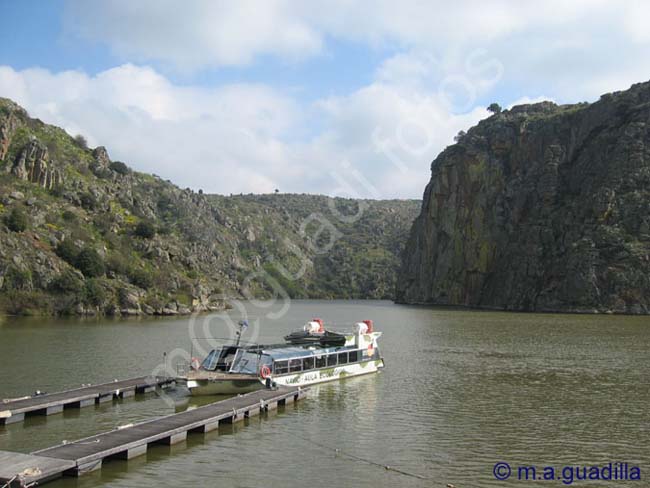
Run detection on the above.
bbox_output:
[261,345,344,360]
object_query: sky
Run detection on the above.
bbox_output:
[1,1,649,199]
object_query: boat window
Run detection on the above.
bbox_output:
[349,350,358,363]
[327,354,337,367]
[338,352,348,364]
[315,355,326,368]
[230,351,263,374]
[274,360,289,374]
[303,357,314,370]
[289,358,302,372]
[201,349,220,371]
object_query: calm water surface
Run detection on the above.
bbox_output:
[0,300,648,487]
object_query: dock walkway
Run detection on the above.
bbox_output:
[0,386,305,487]
[0,376,173,426]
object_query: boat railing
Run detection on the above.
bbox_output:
[286,326,356,334]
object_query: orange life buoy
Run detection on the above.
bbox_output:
[260,365,271,379]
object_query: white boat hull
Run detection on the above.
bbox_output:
[183,358,385,395]
[184,377,263,396]
[272,358,385,387]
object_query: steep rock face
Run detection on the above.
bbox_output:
[11,140,62,189]
[90,146,114,178]
[396,82,650,314]
[0,100,25,161]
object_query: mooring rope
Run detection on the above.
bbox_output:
[286,431,430,480]
[0,475,16,488]
[1,474,37,488]
[62,439,100,445]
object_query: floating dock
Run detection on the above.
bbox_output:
[0,376,173,426]
[0,386,305,487]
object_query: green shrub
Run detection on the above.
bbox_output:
[134,220,156,239]
[128,267,153,289]
[109,161,129,175]
[73,134,88,149]
[55,240,78,265]
[144,292,165,310]
[93,213,115,235]
[62,210,77,222]
[0,290,54,316]
[80,192,98,210]
[262,263,304,298]
[84,278,106,306]
[174,291,192,306]
[487,102,502,114]
[157,223,173,235]
[49,269,83,294]
[75,248,105,277]
[106,253,129,276]
[5,207,28,232]
[3,266,32,291]
[49,185,64,197]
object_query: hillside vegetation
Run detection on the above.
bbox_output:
[0,98,419,316]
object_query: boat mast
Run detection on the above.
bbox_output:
[235,320,248,347]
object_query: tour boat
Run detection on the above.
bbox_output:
[180,320,384,396]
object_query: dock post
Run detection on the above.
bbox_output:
[113,444,147,460]
[140,385,155,394]
[0,412,25,425]
[67,460,102,476]
[116,389,135,399]
[191,420,220,433]
[45,405,64,416]
[245,407,261,418]
[96,394,112,404]
[69,398,95,409]
[155,432,187,445]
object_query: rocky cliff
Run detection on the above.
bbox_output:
[396,82,650,314]
[0,98,419,316]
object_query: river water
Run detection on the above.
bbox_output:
[0,300,648,487]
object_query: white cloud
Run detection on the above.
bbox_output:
[64,0,576,67]
[0,65,300,194]
[0,62,489,199]
[506,96,555,109]
[64,0,323,70]
[300,82,486,197]
[63,0,650,103]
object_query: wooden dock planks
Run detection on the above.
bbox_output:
[0,451,75,487]
[0,376,173,425]
[35,387,303,466]
[0,386,305,485]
